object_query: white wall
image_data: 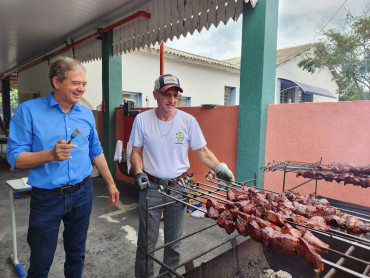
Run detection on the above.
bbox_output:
[83,50,240,108]
[83,60,103,109]
[18,51,95,109]
[17,46,339,109]
[276,50,339,103]
[18,60,51,99]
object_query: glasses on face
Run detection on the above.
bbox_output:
[158,91,180,100]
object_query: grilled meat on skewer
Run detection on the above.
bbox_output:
[297,238,324,272]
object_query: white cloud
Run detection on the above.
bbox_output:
[165,0,369,59]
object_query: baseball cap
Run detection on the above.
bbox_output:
[154,74,183,93]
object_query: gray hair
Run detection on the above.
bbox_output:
[49,57,86,89]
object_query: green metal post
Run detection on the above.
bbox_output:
[237,0,279,187]
[102,30,122,177]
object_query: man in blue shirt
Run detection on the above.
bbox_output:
[7,57,119,278]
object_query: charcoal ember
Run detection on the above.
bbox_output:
[261,269,292,278]
[297,238,324,272]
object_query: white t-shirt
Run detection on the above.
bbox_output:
[129,109,206,179]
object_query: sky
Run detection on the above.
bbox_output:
[165,0,369,60]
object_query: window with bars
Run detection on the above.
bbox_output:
[224,86,236,105]
[224,87,231,105]
[299,91,313,102]
[280,84,296,103]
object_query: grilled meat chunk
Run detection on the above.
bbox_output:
[297,238,324,272]
[302,230,329,253]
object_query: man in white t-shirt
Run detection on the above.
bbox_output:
[129,74,234,278]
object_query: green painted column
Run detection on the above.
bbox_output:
[237,0,279,187]
[102,30,122,177]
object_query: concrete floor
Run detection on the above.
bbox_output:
[0,156,245,278]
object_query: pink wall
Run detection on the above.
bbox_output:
[114,106,238,185]
[264,101,370,206]
[109,101,369,206]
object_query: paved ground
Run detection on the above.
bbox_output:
[0,156,245,278]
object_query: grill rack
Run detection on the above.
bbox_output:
[147,171,370,278]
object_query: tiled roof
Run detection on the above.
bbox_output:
[223,42,319,68]
[144,44,240,72]
[145,42,318,70]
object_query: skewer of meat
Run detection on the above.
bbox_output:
[206,199,326,271]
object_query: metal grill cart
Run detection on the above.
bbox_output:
[145,171,370,278]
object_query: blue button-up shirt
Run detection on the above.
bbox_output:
[7,92,103,189]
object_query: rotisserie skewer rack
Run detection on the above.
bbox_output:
[148,172,370,278]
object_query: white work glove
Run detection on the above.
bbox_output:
[214,163,235,182]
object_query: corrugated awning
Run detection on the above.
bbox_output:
[281,79,337,99]
[75,0,257,62]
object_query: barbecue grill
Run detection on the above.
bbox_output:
[145,170,370,278]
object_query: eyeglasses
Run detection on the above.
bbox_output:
[157,91,180,100]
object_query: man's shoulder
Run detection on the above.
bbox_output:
[18,97,47,110]
[136,109,154,119]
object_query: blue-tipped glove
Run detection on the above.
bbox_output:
[134,172,149,190]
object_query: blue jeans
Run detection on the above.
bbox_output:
[27,178,93,278]
[135,183,187,278]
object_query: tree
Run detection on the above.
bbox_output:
[10,89,19,108]
[298,11,369,101]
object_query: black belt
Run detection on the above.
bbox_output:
[32,176,91,194]
[145,172,188,186]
